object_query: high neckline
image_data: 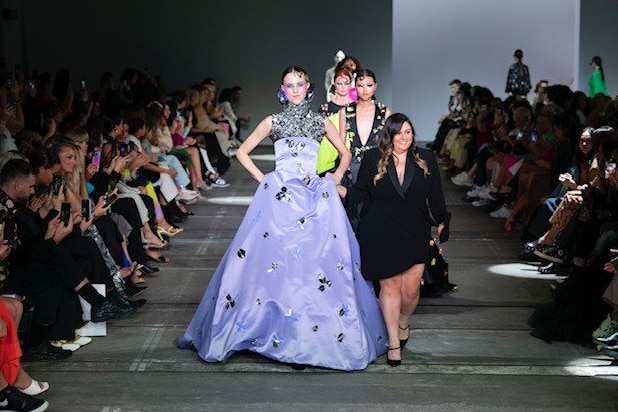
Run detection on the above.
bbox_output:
[284,100,311,116]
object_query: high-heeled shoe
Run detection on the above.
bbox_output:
[387,347,401,367]
[156,225,183,239]
[399,324,410,348]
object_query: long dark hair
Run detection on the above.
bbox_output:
[592,56,605,82]
[374,113,427,185]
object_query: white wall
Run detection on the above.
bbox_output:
[392,0,579,142]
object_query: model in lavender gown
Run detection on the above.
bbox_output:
[177,66,388,371]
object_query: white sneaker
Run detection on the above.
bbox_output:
[178,188,199,201]
[478,187,498,200]
[211,177,230,188]
[451,171,473,187]
[490,204,512,219]
[471,199,488,207]
[467,185,484,197]
[227,148,238,157]
[197,182,212,192]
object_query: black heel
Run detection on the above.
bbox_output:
[387,347,401,367]
[399,324,410,348]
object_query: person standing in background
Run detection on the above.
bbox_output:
[589,56,608,98]
[505,49,532,99]
[324,50,346,102]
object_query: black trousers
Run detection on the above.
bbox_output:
[4,245,84,340]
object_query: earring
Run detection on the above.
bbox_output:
[305,85,314,102]
[277,90,288,105]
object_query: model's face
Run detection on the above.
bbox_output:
[450,84,460,95]
[281,72,309,105]
[59,146,77,174]
[393,121,414,154]
[579,131,593,154]
[355,76,376,102]
[333,75,351,96]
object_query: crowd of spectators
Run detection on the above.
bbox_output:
[430,77,618,357]
[0,62,247,410]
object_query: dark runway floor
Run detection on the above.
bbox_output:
[24,146,618,411]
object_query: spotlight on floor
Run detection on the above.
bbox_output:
[207,196,254,206]
[487,262,567,280]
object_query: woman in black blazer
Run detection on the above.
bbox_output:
[346,113,450,366]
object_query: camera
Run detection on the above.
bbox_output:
[60,202,72,226]
[176,110,184,121]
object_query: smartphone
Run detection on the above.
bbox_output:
[60,202,72,226]
[91,150,101,168]
[605,162,616,179]
[103,194,117,208]
[81,199,92,219]
[80,79,87,89]
[3,219,14,245]
[118,143,129,157]
[176,110,183,121]
[50,177,63,196]
[110,144,118,158]
[107,175,119,193]
[27,80,36,92]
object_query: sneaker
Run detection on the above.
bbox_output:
[533,245,565,264]
[593,315,618,340]
[451,171,473,187]
[0,386,48,412]
[178,188,199,201]
[489,204,512,219]
[211,177,230,188]
[196,182,212,192]
[49,341,80,351]
[227,148,238,157]
[467,185,485,198]
[471,199,488,207]
[594,330,618,344]
[22,342,72,361]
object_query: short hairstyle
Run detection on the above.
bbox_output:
[0,158,34,187]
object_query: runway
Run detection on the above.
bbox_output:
[25,146,618,411]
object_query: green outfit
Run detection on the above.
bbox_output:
[589,69,607,97]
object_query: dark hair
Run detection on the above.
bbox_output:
[127,117,145,135]
[374,113,427,184]
[449,79,461,86]
[514,49,523,59]
[355,69,376,85]
[101,114,123,137]
[218,88,233,103]
[0,158,34,187]
[281,66,309,83]
[27,147,60,172]
[591,56,605,82]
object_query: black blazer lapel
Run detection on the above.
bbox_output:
[401,149,416,194]
[386,159,405,198]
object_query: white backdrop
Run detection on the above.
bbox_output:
[392,0,579,142]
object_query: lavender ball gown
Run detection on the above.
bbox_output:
[177,101,388,371]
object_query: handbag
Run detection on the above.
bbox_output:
[421,237,457,298]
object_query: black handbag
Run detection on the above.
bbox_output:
[421,237,457,298]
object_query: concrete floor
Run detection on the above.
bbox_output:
[24,147,618,411]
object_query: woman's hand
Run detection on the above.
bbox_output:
[438,222,446,236]
[78,214,93,233]
[0,242,12,261]
[27,194,47,213]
